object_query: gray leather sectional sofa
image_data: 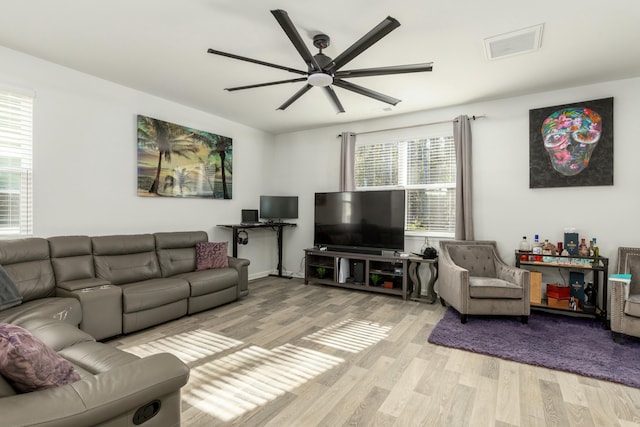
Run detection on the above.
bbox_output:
[0,230,250,426]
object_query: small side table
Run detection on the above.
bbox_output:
[408,257,438,303]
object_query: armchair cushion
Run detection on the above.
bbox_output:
[469,277,524,299]
[624,295,640,318]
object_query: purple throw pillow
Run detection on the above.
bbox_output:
[196,241,229,270]
[0,323,81,393]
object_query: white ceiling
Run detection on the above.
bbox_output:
[1,0,639,134]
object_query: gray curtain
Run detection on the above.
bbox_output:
[339,131,356,191]
[453,115,474,240]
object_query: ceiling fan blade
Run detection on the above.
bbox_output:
[334,62,433,78]
[277,84,313,110]
[323,86,345,113]
[225,78,308,92]
[326,16,400,73]
[333,79,400,106]
[207,48,307,76]
[271,9,320,72]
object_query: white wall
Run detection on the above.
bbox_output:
[272,77,640,274]
[0,46,277,278]
[3,43,638,280]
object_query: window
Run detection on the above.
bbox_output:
[355,127,456,237]
[0,88,33,236]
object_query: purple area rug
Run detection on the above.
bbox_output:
[428,307,640,388]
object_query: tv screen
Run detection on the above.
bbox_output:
[260,196,298,221]
[314,190,405,254]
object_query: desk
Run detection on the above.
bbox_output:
[217,222,296,277]
[408,257,438,303]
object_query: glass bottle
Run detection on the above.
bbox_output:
[519,236,532,252]
[532,234,543,261]
[589,239,595,257]
[578,238,589,257]
[592,238,600,265]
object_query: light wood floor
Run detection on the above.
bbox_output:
[108,277,640,426]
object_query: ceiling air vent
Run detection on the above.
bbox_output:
[484,24,543,60]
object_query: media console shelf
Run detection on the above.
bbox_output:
[305,248,411,299]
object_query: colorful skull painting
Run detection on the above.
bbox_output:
[541,107,602,176]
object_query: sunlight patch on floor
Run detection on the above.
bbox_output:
[302,318,392,353]
[120,329,243,363]
[182,343,344,422]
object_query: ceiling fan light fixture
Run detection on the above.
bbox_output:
[308,72,333,87]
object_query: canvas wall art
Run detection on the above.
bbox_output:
[529,97,613,188]
[137,115,232,199]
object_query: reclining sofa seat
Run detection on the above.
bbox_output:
[0,317,189,426]
[91,234,190,334]
[0,238,81,327]
[154,231,249,314]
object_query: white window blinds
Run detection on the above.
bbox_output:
[355,128,456,237]
[0,89,33,236]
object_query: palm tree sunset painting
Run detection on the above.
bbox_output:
[137,115,232,199]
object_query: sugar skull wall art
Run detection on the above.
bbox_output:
[529,97,613,188]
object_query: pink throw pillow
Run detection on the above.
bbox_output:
[196,241,229,270]
[0,323,81,393]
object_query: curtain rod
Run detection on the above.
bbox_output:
[337,115,486,138]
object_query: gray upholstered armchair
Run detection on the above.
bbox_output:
[611,247,640,342]
[438,240,530,324]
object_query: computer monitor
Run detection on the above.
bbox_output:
[259,196,298,222]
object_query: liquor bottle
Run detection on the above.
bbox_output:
[532,234,543,261]
[519,236,531,252]
[592,238,600,265]
[589,239,595,257]
[578,238,589,257]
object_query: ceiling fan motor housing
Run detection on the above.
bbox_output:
[313,33,330,50]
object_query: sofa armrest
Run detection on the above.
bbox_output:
[228,257,250,297]
[437,252,469,309]
[0,353,189,427]
[611,279,628,333]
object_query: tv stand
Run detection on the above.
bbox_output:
[305,248,413,299]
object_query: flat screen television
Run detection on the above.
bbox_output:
[260,196,298,222]
[314,190,405,255]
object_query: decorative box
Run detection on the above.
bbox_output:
[548,296,570,308]
[564,232,579,256]
[547,283,570,300]
[530,271,542,304]
[569,271,585,304]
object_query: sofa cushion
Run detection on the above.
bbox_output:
[196,242,229,270]
[0,238,56,302]
[155,231,208,277]
[469,276,523,299]
[0,297,82,327]
[174,268,238,297]
[0,264,22,310]
[120,278,190,313]
[0,323,81,393]
[49,236,96,283]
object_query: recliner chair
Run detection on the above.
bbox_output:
[438,240,530,323]
[611,247,640,342]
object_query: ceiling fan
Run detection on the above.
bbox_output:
[207,9,433,113]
